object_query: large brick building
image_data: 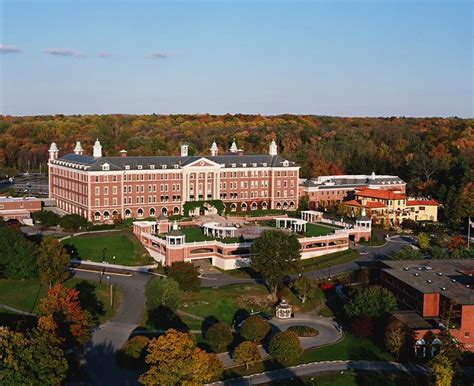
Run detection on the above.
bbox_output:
[381,260,474,352]
[48,139,299,222]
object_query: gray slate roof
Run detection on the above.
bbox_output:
[302,176,405,189]
[56,153,297,171]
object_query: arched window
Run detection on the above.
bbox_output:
[230,203,237,212]
[112,210,119,217]
[173,207,180,215]
[162,207,168,215]
[94,212,101,221]
[137,208,144,217]
[124,209,131,218]
[282,202,288,210]
[241,203,248,211]
[251,202,258,211]
[262,201,268,210]
[150,208,156,216]
[276,202,282,209]
[103,211,110,220]
[289,201,295,209]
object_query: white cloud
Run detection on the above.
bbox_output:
[98,51,112,58]
[44,48,86,58]
[148,52,168,59]
[0,44,22,54]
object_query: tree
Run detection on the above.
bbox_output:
[268,331,303,366]
[0,227,38,279]
[417,232,429,251]
[205,322,233,352]
[447,235,466,252]
[240,315,271,343]
[429,354,454,386]
[290,276,316,304]
[390,245,423,261]
[344,285,397,319]
[32,210,60,227]
[233,341,261,370]
[117,336,150,369]
[38,284,91,350]
[166,261,200,292]
[0,326,68,385]
[37,237,70,288]
[59,214,88,231]
[384,318,405,359]
[139,329,222,385]
[250,230,301,299]
[145,277,180,312]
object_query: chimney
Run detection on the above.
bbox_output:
[48,142,59,161]
[181,144,188,157]
[119,150,128,158]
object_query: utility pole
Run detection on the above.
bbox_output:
[468,217,472,249]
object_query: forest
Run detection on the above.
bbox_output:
[0,114,472,224]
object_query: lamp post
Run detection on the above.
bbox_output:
[102,247,107,263]
[106,275,114,308]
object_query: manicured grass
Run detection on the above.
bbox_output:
[180,227,240,244]
[180,284,270,325]
[300,249,359,272]
[0,277,120,324]
[62,231,153,266]
[305,223,338,237]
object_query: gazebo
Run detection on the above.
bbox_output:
[202,222,237,239]
[275,300,292,319]
[275,218,307,233]
[166,222,185,245]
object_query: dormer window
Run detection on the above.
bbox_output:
[137,165,143,170]
[231,163,236,168]
[102,163,110,171]
[283,160,289,167]
[174,164,179,169]
[125,165,130,170]
[252,163,257,167]
[161,165,167,169]
[242,163,247,167]
[150,165,155,170]
[262,163,267,167]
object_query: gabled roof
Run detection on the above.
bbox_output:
[406,199,439,206]
[342,199,387,209]
[355,188,406,200]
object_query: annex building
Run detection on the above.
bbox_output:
[48,139,299,222]
[381,260,474,352]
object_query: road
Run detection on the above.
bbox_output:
[72,270,150,386]
[208,360,428,385]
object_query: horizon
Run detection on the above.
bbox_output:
[1,0,472,118]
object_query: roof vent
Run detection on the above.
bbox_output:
[426,280,432,284]
[413,273,419,276]
[403,267,409,271]
[425,266,432,270]
[440,287,447,291]
[467,285,471,288]
[451,279,456,283]
[437,272,443,276]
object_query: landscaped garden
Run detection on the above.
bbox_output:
[304,223,339,237]
[61,230,153,266]
[0,276,120,324]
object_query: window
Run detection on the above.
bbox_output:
[125,209,131,218]
[103,211,110,220]
[137,208,144,217]
[102,163,110,171]
[95,187,100,195]
[137,165,143,170]
[94,212,101,221]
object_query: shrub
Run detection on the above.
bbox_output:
[268,331,303,365]
[166,261,200,292]
[239,315,270,343]
[59,214,88,231]
[32,210,60,227]
[286,325,318,337]
[205,322,233,352]
[145,277,180,312]
[116,336,150,369]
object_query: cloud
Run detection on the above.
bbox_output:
[0,44,22,54]
[148,52,168,59]
[98,51,112,58]
[44,48,86,58]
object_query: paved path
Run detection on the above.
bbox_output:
[73,270,151,386]
[217,317,343,368]
[209,360,428,385]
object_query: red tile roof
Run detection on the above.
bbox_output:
[406,199,439,206]
[342,200,386,209]
[355,188,406,200]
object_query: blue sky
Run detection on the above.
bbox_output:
[1,0,472,117]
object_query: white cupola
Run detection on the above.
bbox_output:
[229,139,238,153]
[269,139,278,156]
[74,141,84,155]
[48,142,59,161]
[371,171,376,180]
[210,141,218,156]
[181,144,189,157]
[93,139,102,158]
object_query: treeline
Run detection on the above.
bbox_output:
[0,114,472,223]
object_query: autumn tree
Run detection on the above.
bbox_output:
[37,237,70,288]
[205,322,233,352]
[0,326,68,385]
[447,235,466,252]
[166,261,200,292]
[344,285,397,319]
[250,230,301,299]
[240,315,271,343]
[290,276,316,304]
[268,331,303,366]
[384,318,406,359]
[417,232,430,251]
[429,354,454,386]
[117,336,150,369]
[139,329,222,385]
[38,284,91,350]
[233,341,261,370]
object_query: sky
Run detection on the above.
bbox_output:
[0,0,472,117]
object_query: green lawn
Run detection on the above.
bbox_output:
[180,227,240,244]
[300,249,359,272]
[0,277,120,324]
[62,231,153,266]
[305,223,338,237]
